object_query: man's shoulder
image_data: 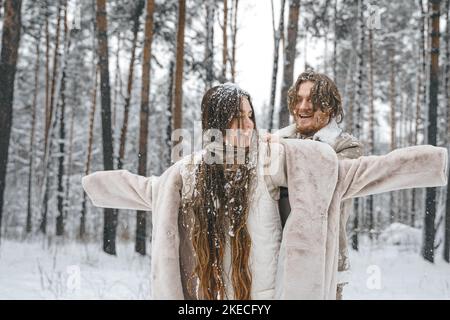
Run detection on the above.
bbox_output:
[334,131,364,159]
[273,124,297,138]
[335,131,362,148]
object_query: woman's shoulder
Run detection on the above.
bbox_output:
[177,151,205,200]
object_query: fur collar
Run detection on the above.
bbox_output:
[274,119,343,147]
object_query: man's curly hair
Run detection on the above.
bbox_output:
[287,70,344,123]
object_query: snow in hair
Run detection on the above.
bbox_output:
[201,83,253,132]
[211,82,251,101]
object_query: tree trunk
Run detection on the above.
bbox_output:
[173,0,186,133]
[278,0,300,129]
[0,0,22,240]
[205,0,215,89]
[343,49,356,133]
[56,2,69,236]
[117,0,144,170]
[389,48,397,225]
[420,0,428,129]
[45,2,62,157]
[355,0,365,140]
[352,0,365,251]
[45,3,50,151]
[411,19,424,228]
[268,0,286,131]
[64,82,76,228]
[345,83,355,134]
[80,64,99,240]
[422,0,440,263]
[333,0,337,81]
[222,0,228,81]
[444,0,450,263]
[367,27,375,240]
[27,25,42,234]
[230,0,239,82]
[112,33,122,133]
[56,72,66,236]
[136,0,155,256]
[40,4,49,231]
[96,0,116,255]
[165,60,175,169]
[40,2,63,235]
[352,198,359,251]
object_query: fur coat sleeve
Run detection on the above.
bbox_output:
[81,169,157,211]
[277,140,448,300]
[338,145,448,200]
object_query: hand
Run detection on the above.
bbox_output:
[262,133,280,143]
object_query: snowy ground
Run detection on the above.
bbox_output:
[344,223,450,299]
[0,239,152,299]
[345,243,450,299]
[0,231,449,299]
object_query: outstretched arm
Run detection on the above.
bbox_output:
[82,170,156,211]
[339,145,448,200]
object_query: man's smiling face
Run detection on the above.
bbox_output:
[293,81,331,137]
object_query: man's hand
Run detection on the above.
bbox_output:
[262,133,280,143]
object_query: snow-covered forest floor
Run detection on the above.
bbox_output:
[1,223,449,299]
[345,244,450,299]
[0,240,152,299]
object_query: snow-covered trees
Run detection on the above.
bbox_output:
[0,0,448,266]
[0,0,236,253]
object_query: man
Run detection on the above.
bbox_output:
[275,70,363,299]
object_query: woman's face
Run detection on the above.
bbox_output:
[226,97,255,148]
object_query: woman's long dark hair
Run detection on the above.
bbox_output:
[182,84,257,300]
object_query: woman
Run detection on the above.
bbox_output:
[84,83,288,300]
[177,83,279,300]
[82,83,448,300]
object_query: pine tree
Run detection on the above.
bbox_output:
[278,0,300,129]
[80,64,98,240]
[352,0,365,252]
[230,0,239,82]
[26,23,42,234]
[56,1,69,236]
[173,0,186,133]
[389,47,397,225]
[0,0,23,240]
[444,0,450,263]
[268,0,286,130]
[96,0,117,255]
[222,0,228,82]
[422,0,441,263]
[117,0,145,170]
[367,27,375,240]
[40,1,64,235]
[136,0,155,256]
[204,0,215,89]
